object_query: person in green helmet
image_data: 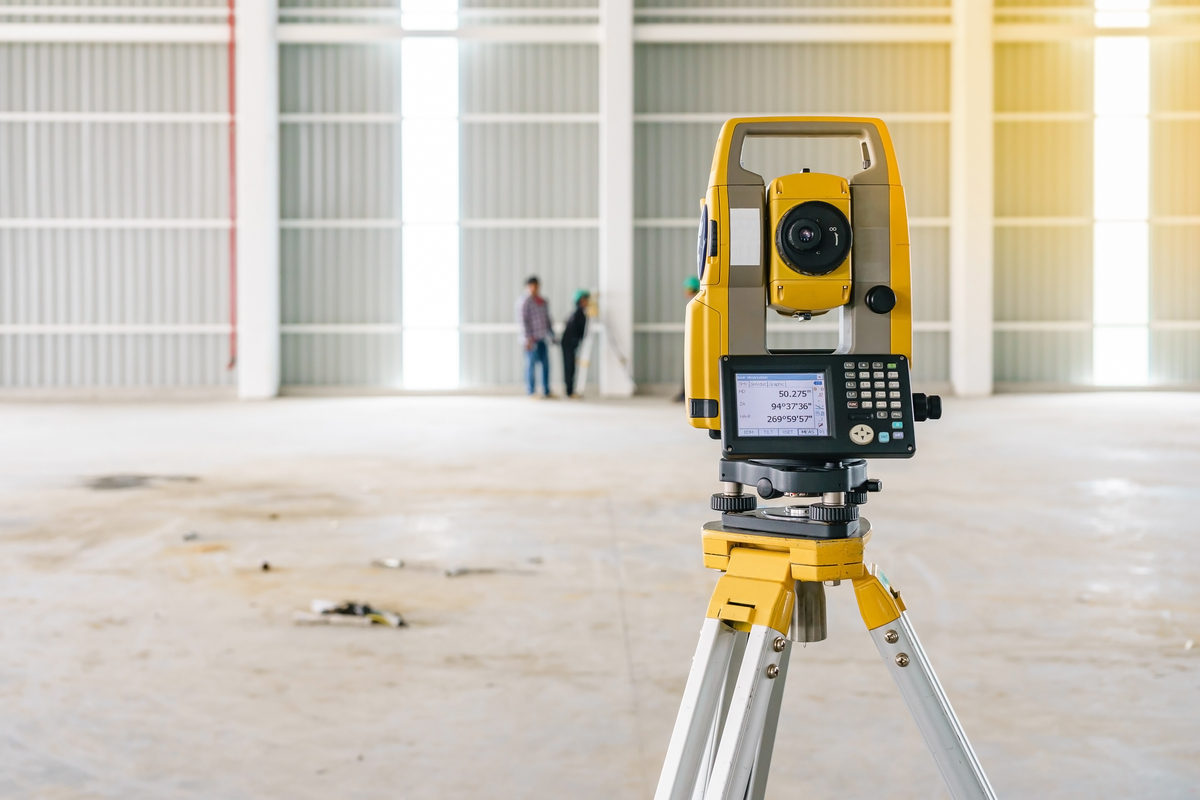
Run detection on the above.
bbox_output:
[675,276,702,402]
[561,289,590,398]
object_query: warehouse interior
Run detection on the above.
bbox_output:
[1,1,1198,798]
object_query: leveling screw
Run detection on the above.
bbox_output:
[773,637,787,652]
[884,629,899,644]
[765,664,780,679]
[895,653,910,668]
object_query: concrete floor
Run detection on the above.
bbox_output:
[0,393,1197,799]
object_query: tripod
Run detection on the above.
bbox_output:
[654,459,996,800]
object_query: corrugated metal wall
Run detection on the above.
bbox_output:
[993,39,1093,386]
[1150,38,1200,384]
[633,42,951,386]
[277,39,600,389]
[0,38,233,389]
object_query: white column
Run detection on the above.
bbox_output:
[235,0,280,399]
[949,0,994,397]
[598,0,636,397]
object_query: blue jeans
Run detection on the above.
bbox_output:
[525,339,551,395]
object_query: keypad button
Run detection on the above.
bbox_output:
[891,420,903,428]
[846,391,858,399]
[847,401,859,409]
[871,361,883,369]
[858,371,870,379]
[889,401,902,409]
[874,391,886,399]
[844,361,855,369]
[876,411,888,419]
[886,363,898,369]
[887,371,899,379]
[874,381,885,388]
[889,391,901,399]
[891,412,903,419]
[862,401,874,409]
[844,371,855,379]
[878,431,890,443]
[893,431,905,439]
[857,362,869,369]
[845,381,857,389]
[888,381,900,388]
[872,371,884,379]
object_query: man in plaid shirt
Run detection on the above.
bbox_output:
[516,276,554,397]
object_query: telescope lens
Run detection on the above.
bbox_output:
[775,201,851,276]
[786,218,821,252]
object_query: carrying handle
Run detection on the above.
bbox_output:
[722,118,894,188]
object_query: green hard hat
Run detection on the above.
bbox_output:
[573,288,591,304]
[684,275,701,292]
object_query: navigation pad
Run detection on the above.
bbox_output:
[718,353,916,459]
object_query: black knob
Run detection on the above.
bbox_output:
[865,285,897,314]
[756,478,779,500]
[847,490,867,505]
[865,479,883,492]
[913,394,943,422]
[712,493,756,512]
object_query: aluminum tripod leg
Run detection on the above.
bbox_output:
[869,612,997,800]
[703,624,786,800]
[655,621,788,800]
[746,643,790,800]
[656,618,738,800]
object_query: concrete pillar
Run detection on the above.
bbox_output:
[598,0,636,397]
[235,0,280,399]
[949,0,994,396]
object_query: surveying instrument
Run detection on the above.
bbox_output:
[655,118,996,800]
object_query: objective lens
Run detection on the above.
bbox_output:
[787,218,821,251]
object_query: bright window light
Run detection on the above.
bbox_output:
[1095,0,1149,28]
[401,0,458,31]
[1092,29,1150,386]
[401,37,459,390]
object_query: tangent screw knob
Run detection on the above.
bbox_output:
[773,637,787,652]
[765,664,780,679]
[895,653,910,668]
[884,629,899,644]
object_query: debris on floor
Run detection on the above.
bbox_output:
[261,561,271,571]
[444,566,498,578]
[294,599,405,628]
[84,474,198,491]
[182,531,199,541]
[371,558,404,569]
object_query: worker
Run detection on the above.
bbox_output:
[516,276,554,398]
[674,275,702,402]
[561,289,590,399]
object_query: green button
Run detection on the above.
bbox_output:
[886,362,897,368]
[892,421,903,429]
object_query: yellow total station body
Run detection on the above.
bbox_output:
[685,117,914,431]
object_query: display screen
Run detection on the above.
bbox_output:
[735,372,829,437]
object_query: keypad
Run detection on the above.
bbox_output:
[837,356,911,441]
